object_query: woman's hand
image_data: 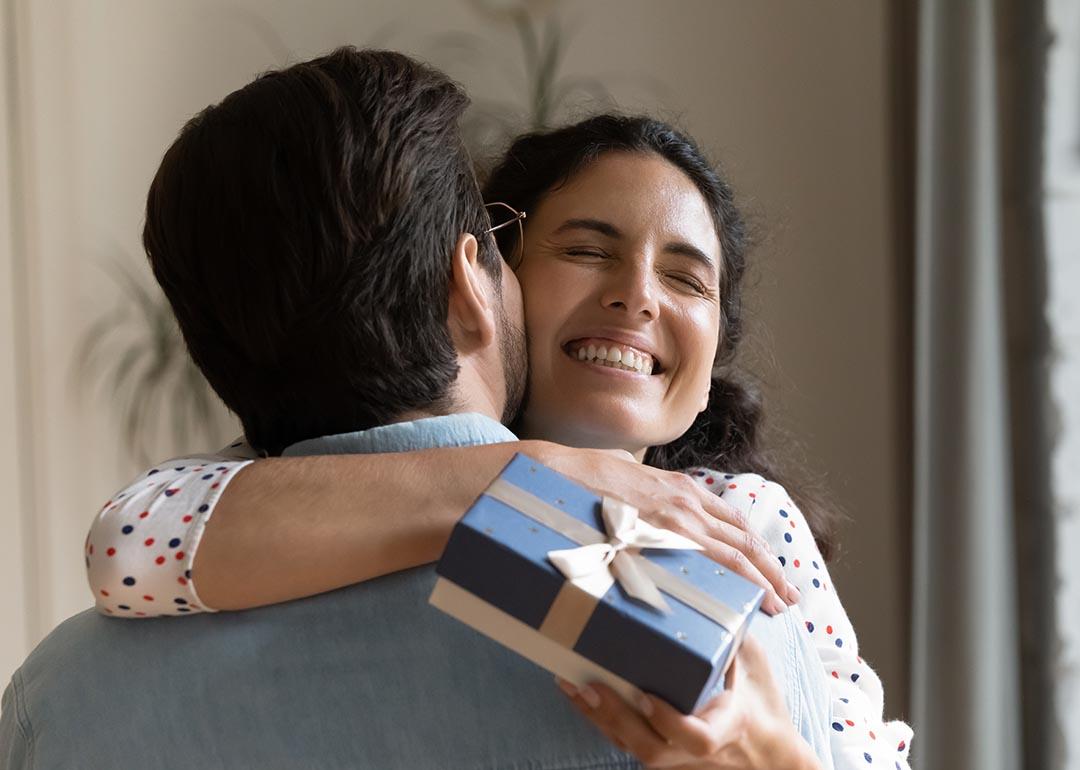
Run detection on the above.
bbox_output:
[524,441,799,614]
[555,637,823,770]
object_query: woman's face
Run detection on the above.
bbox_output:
[514,151,722,457]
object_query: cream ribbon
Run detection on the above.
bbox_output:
[484,478,748,634]
[546,496,703,613]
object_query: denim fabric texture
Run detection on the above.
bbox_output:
[0,413,833,769]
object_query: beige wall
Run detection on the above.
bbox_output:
[0,0,909,718]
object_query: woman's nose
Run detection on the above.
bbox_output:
[600,265,660,320]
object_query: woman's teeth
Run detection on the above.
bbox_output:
[573,343,654,374]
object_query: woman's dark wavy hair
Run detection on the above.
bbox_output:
[482,114,836,560]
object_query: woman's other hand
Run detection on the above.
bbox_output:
[555,637,823,770]
[524,441,798,615]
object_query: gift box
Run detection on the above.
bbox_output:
[428,453,765,715]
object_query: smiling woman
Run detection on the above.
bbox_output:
[513,152,722,459]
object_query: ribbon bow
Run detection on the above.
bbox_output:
[547,497,704,613]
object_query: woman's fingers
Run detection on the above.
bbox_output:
[641,507,789,615]
[537,445,797,611]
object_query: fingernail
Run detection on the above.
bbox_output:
[636,693,654,716]
[787,582,802,604]
[579,684,601,709]
[556,677,579,698]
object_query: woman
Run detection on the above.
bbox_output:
[86,115,911,769]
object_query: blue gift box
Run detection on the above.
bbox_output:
[429,454,765,715]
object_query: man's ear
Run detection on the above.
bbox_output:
[448,233,497,351]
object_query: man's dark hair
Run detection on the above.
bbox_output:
[144,47,501,455]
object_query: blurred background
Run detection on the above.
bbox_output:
[0,1,1076,768]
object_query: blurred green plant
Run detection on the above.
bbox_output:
[75,259,227,464]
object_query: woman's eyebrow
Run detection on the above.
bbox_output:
[553,218,621,238]
[665,241,718,278]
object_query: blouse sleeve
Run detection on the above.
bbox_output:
[690,469,914,770]
[85,441,256,617]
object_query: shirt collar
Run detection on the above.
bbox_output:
[281,413,517,457]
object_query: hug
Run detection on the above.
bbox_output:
[0,47,911,769]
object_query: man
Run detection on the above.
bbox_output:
[0,48,831,769]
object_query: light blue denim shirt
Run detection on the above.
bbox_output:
[1,413,833,769]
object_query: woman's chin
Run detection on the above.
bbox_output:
[517,408,662,457]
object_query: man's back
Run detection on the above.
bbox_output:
[2,567,641,769]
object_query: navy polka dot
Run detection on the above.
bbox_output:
[806,621,815,633]
[812,560,820,569]
[202,474,214,480]
[121,525,134,535]
[784,533,793,543]
[123,577,136,586]
[185,570,192,578]
[177,607,191,613]
[779,509,789,518]
[174,598,188,605]
[197,504,209,513]
[864,753,872,763]
[832,722,844,732]
[836,638,844,648]
[778,556,787,566]
[174,466,186,471]
[169,538,182,548]
[813,578,821,588]
[117,605,130,611]
[147,469,160,476]
[851,673,860,682]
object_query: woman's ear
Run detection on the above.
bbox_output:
[447,233,497,350]
[698,381,711,413]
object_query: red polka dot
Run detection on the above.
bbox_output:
[211,482,220,490]
[831,671,839,679]
[793,559,801,568]
[705,477,714,485]
[826,625,834,634]
[898,741,906,751]
[789,520,796,528]
[845,720,855,727]
[177,577,188,586]
[175,551,185,560]
[155,556,166,565]
[182,515,193,523]
[144,538,155,547]
[100,590,109,597]
[106,547,116,557]
[727,483,737,489]
[142,595,154,601]
[88,544,94,555]
[138,511,149,519]
[135,612,146,616]
[748,492,756,499]
[869,731,877,740]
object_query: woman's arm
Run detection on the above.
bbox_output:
[88,442,800,617]
[697,470,914,770]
